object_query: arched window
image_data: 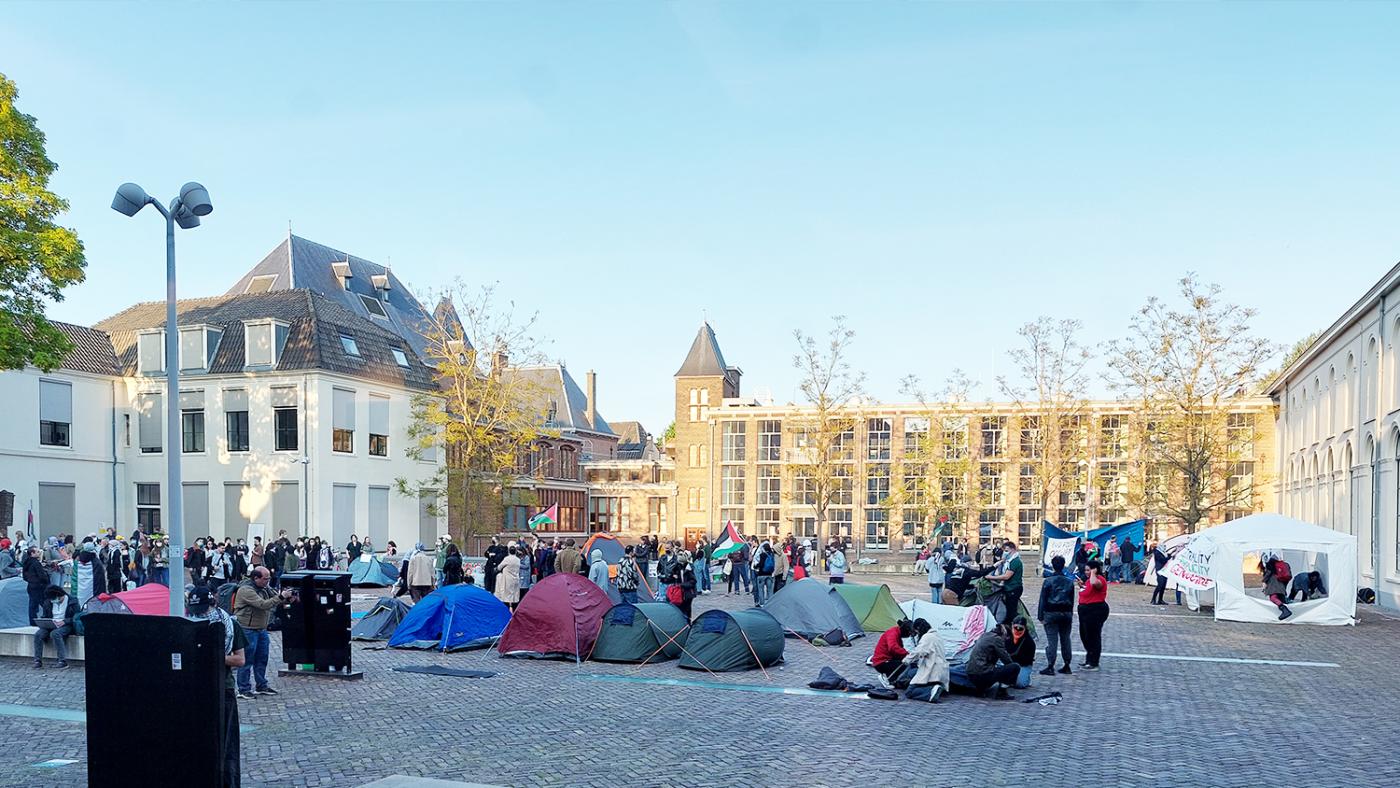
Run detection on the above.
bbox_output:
[1327,367,1337,436]
[1346,352,1357,426]
[1363,337,1379,421]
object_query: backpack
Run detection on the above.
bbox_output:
[666,584,683,604]
[761,554,775,575]
[1273,560,1292,583]
[217,582,242,615]
[1358,587,1376,604]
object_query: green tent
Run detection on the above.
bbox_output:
[833,583,905,633]
[678,609,784,672]
[589,602,690,663]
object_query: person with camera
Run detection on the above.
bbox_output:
[233,567,293,700]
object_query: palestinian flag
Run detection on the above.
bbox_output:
[527,504,557,530]
[711,521,745,559]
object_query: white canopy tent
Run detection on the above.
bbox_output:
[1170,514,1357,626]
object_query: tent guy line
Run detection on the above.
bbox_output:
[576,673,872,699]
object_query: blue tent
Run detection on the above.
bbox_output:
[349,554,400,587]
[1040,519,1147,564]
[388,584,512,652]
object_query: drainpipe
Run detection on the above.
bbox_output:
[1376,293,1386,584]
[111,379,120,532]
[303,374,310,538]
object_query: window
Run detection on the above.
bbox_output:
[721,465,746,506]
[137,393,162,454]
[179,328,205,372]
[244,320,289,368]
[39,379,72,447]
[940,473,965,505]
[1020,415,1041,458]
[369,394,389,457]
[793,469,816,506]
[1226,461,1254,509]
[792,516,817,538]
[1100,415,1126,458]
[721,508,745,531]
[275,407,298,451]
[866,464,890,505]
[590,497,624,532]
[224,390,249,452]
[867,418,891,460]
[979,509,1004,540]
[558,446,578,479]
[687,487,704,512]
[1059,415,1085,455]
[391,348,410,367]
[358,293,388,319]
[179,390,204,453]
[903,416,930,456]
[244,274,277,294]
[758,419,782,461]
[980,463,1004,506]
[865,509,889,550]
[333,388,355,453]
[835,425,855,461]
[902,510,922,540]
[1097,461,1126,510]
[1018,509,1040,547]
[830,508,853,539]
[137,331,164,375]
[339,334,361,357]
[722,421,746,462]
[1228,413,1255,458]
[688,387,710,422]
[756,508,781,537]
[981,416,1006,458]
[136,483,161,531]
[833,465,854,505]
[648,497,668,532]
[1018,463,1039,506]
[942,417,967,460]
[757,465,781,505]
[903,465,927,506]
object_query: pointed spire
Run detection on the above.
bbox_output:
[675,321,729,377]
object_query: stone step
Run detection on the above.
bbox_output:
[0,627,86,663]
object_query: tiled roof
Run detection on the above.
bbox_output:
[52,321,120,376]
[503,364,615,437]
[675,322,729,377]
[610,420,647,446]
[95,289,437,390]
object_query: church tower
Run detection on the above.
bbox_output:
[673,323,740,540]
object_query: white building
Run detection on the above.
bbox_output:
[1270,259,1400,611]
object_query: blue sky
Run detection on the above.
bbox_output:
[5,2,1400,431]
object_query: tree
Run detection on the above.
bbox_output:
[657,420,675,450]
[997,318,1094,539]
[1264,330,1322,391]
[1108,274,1277,532]
[786,316,866,548]
[896,370,992,545]
[396,283,555,545]
[0,72,86,371]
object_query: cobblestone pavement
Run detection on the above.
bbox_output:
[3,572,1400,787]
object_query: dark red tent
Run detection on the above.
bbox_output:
[497,572,611,662]
[83,583,170,616]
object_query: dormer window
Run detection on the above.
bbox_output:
[358,293,388,319]
[244,274,277,294]
[371,273,391,301]
[331,261,353,289]
[340,334,361,357]
[137,330,165,375]
[244,319,290,368]
[391,348,409,367]
[179,325,223,372]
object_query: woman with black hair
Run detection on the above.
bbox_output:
[872,619,914,688]
[442,543,464,586]
[1077,559,1110,671]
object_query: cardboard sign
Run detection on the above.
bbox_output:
[1043,536,1079,569]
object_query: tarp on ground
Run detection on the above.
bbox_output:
[678,608,784,672]
[832,583,905,633]
[352,596,411,641]
[761,578,865,642]
[388,584,512,651]
[898,599,996,665]
[0,577,32,628]
[1175,514,1357,626]
[498,572,612,661]
[589,602,690,663]
[349,553,400,587]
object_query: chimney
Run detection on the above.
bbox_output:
[586,370,597,428]
[493,351,508,373]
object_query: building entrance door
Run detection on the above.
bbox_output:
[684,526,707,552]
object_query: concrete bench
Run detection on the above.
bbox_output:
[0,626,86,662]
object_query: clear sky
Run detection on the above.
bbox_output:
[5,2,1400,432]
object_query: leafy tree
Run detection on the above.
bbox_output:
[895,370,993,545]
[0,72,86,371]
[657,420,675,450]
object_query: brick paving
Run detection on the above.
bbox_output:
[2,572,1399,787]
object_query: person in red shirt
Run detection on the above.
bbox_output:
[1076,559,1110,671]
[872,620,913,686]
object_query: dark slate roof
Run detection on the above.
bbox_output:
[675,322,729,377]
[95,289,437,391]
[610,421,647,446]
[503,365,615,437]
[225,235,442,361]
[52,321,120,376]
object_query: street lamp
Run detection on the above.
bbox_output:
[112,181,214,616]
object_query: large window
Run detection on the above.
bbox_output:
[942,417,968,460]
[648,497,668,532]
[756,508,780,537]
[273,387,298,451]
[867,418,891,460]
[39,380,71,447]
[981,416,1006,458]
[180,390,205,453]
[1226,461,1254,509]
[793,469,816,506]
[835,426,856,461]
[792,516,817,538]
[1018,463,1039,506]
[1018,508,1040,547]
[332,388,355,454]
[590,497,626,532]
[902,510,922,540]
[138,393,162,454]
[758,419,782,461]
[721,465,746,506]
[865,509,889,550]
[137,331,164,375]
[757,465,781,505]
[224,390,249,452]
[979,509,1004,540]
[834,466,854,505]
[903,465,927,506]
[1100,415,1126,458]
[980,463,1004,506]
[369,394,390,457]
[830,508,853,540]
[866,464,890,506]
[1228,413,1255,458]
[1097,461,1126,515]
[1020,415,1041,458]
[136,483,161,531]
[721,507,745,530]
[688,387,710,422]
[903,417,930,456]
[722,421,747,462]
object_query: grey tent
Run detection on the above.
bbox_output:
[761,578,865,643]
[589,602,690,663]
[0,577,31,628]
[352,596,411,641]
[678,608,784,672]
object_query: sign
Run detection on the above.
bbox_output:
[1043,536,1079,569]
[1163,535,1216,591]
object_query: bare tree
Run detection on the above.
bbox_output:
[1108,274,1276,532]
[997,318,1094,539]
[396,282,556,545]
[786,317,866,548]
[896,370,991,545]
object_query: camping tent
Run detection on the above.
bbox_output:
[678,608,784,672]
[832,583,905,633]
[761,578,865,642]
[581,534,626,579]
[498,572,612,661]
[898,599,995,665]
[349,553,400,587]
[589,602,690,663]
[82,583,170,616]
[352,596,412,641]
[0,577,32,628]
[388,585,512,651]
[1171,514,1357,626]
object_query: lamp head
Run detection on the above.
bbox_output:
[179,182,213,217]
[111,183,150,217]
[174,207,201,230]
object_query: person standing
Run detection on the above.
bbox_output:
[206,543,231,594]
[694,537,711,595]
[1037,555,1076,675]
[494,546,522,611]
[186,585,246,788]
[588,549,610,594]
[1120,536,1137,583]
[1077,559,1110,671]
[516,543,533,599]
[433,537,448,587]
[346,535,362,564]
[407,544,436,602]
[754,542,776,606]
[1106,536,1123,583]
[483,536,506,594]
[233,567,291,699]
[986,540,1024,625]
[656,545,676,603]
[554,539,581,575]
[673,553,698,621]
[442,544,464,586]
[827,542,847,585]
[925,549,945,602]
[617,546,641,603]
[1150,541,1171,605]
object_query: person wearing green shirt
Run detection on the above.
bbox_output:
[987,540,1024,626]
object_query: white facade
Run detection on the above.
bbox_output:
[1271,259,1400,611]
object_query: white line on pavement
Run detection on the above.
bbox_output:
[1075,651,1339,668]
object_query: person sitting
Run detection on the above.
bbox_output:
[32,584,76,669]
[872,619,914,688]
[901,618,949,702]
[955,624,1021,699]
[1261,554,1293,620]
[1005,616,1037,687]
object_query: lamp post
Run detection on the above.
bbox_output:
[112,182,214,616]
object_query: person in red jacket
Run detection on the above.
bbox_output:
[872,619,914,687]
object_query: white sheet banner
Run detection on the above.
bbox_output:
[1164,535,1217,591]
[1044,536,1079,568]
[899,600,995,657]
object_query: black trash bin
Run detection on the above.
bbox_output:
[84,613,228,787]
[279,570,352,673]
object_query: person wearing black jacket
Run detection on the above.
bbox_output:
[483,537,507,593]
[1006,616,1037,687]
[1037,554,1076,675]
[1120,537,1137,583]
[1150,543,1172,605]
[32,584,76,669]
[442,544,464,586]
[22,548,50,623]
[961,626,1020,698]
